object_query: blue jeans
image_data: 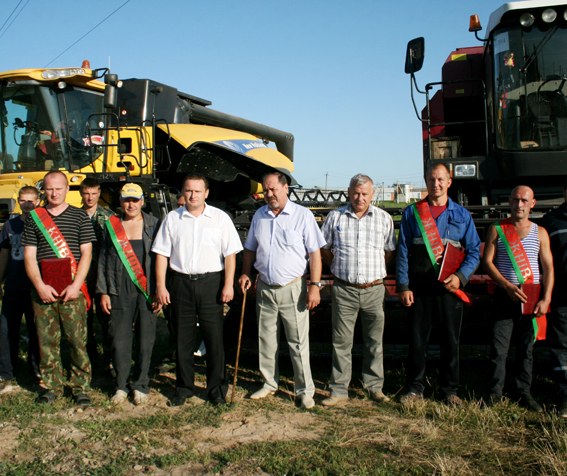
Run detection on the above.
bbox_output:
[0,289,40,380]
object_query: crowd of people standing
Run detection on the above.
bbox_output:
[0,167,566,416]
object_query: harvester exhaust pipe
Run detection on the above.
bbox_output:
[190,104,295,162]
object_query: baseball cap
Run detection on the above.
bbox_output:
[120,183,144,200]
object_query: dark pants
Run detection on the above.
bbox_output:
[170,271,227,401]
[0,289,40,380]
[546,306,567,403]
[86,283,111,370]
[109,278,157,394]
[489,288,534,397]
[406,291,463,397]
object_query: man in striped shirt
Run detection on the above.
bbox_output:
[320,174,396,406]
[22,171,96,406]
[482,185,553,412]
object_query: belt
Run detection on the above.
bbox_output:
[334,277,383,289]
[173,270,220,281]
[261,276,303,289]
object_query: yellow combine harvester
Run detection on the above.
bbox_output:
[0,61,295,221]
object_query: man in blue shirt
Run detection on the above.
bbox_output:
[0,186,41,389]
[397,163,480,405]
[239,172,326,409]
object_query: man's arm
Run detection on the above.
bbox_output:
[24,245,58,302]
[155,253,170,305]
[385,250,395,269]
[321,248,333,268]
[535,226,554,316]
[60,242,92,302]
[307,249,322,310]
[238,248,256,293]
[397,208,414,307]
[482,224,527,303]
[221,253,236,303]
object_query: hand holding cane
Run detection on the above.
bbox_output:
[231,288,247,404]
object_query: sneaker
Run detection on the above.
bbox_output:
[369,390,391,403]
[250,387,275,400]
[194,340,207,357]
[321,395,349,407]
[300,395,315,409]
[445,394,463,407]
[110,390,128,405]
[558,401,567,418]
[400,392,423,405]
[518,394,543,413]
[133,390,149,406]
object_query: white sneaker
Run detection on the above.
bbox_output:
[194,340,207,357]
[301,395,315,409]
[133,390,149,406]
[250,387,275,400]
[110,390,128,405]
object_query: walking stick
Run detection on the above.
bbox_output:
[231,288,247,404]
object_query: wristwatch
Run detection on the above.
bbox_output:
[310,282,322,288]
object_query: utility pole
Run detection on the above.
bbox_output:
[325,172,328,191]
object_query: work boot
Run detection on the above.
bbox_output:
[369,390,391,403]
[400,392,423,405]
[518,394,543,413]
[321,395,349,407]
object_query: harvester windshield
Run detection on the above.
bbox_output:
[494,22,567,151]
[0,83,103,173]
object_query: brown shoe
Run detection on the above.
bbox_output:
[321,395,349,407]
[445,394,463,407]
[400,392,423,404]
[369,390,391,403]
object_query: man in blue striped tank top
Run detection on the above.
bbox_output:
[482,186,554,412]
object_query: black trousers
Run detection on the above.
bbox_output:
[109,278,157,394]
[547,306,567,403]
[489,288,534,397]
[170,271,227,401]
[406,290,463,397]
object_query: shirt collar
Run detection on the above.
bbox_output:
[180,202,211,219]
[267,199,294,218]
[344,203,374,218]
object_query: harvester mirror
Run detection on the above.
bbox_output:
[405,37,425,74]
[104,74,120,109]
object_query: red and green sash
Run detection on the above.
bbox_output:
[495,219,546,341]
[412,199,472,305]
[105,215,152,304]
[30,207,91,310]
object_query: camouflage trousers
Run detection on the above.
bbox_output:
[32,290,91,396]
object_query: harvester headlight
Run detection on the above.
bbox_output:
[520,13,535,27]
[542,8,557,23]
[454,164,476,177]
[41,68,85,80]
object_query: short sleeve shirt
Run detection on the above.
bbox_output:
[152,204,243,274]
[244,200,326,286]
[21,205,97,268]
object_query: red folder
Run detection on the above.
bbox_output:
[520,283,547,315]
[438,243,465,283]
[41,258,72,295]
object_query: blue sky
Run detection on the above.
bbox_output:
[2,0,502,189]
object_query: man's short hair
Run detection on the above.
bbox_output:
[183,173,209,190]
[80,178,101,191]
[262,172,288,186]
[426,162,451,180]
[349,174,373,188]
[18,185,39,199]
[43,170,68,185]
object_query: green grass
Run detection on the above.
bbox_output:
[2,320,567,475]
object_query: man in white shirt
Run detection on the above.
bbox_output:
[153,174,243,406]
[239,172,326,409]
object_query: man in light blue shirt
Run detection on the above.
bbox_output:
[239,172,325,409]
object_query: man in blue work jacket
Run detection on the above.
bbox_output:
[397,163,481,406]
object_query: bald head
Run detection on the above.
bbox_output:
[509,185,534,202]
